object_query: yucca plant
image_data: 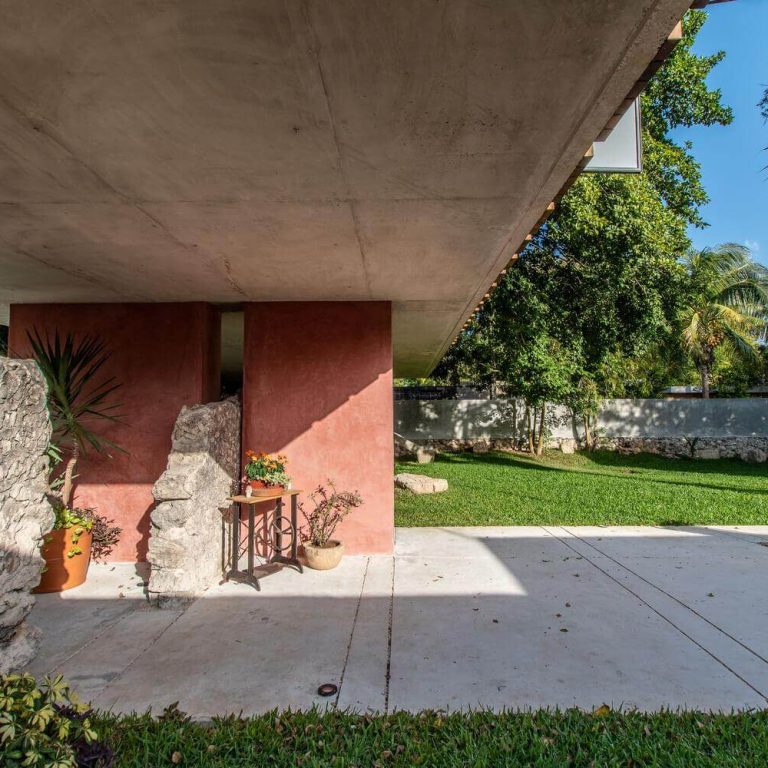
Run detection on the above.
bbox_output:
[27,330,125,507]
[680,244,768,398]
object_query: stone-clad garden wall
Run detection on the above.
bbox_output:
[395,398,768,461]
[0,358,53,673]
[148,397,240,606]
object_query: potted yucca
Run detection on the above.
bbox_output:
[28,329,124,591]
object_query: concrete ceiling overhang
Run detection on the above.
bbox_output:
[0,0,693,375]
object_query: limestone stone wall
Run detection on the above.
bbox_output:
[395,397,768,462]
[0,359,53,673]
[397,436,768,463]
[148,397,240,606]
[596,436,768,462]
[395,437,522,458]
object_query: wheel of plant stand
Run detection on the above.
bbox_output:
[270,516,295,555]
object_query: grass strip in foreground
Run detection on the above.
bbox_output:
[99,707,768,767]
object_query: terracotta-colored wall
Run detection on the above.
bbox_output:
[9,303,220,562]
[243,302,393,554]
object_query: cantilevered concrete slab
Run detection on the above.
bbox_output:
[0,1,691,374]
[28,526,768,715]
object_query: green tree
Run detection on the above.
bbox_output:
[437,10,733,445]
[679,244,768,398]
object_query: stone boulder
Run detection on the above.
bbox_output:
[415,447,436,464]
[739,447,767,464]
[0,359,53,673]
[148,397,241,606]
[559,439,576,455]
[394,473,448,494]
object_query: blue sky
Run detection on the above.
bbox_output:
[671,0,768,262]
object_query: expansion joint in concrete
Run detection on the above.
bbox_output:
[334,557,371,709]
[384,555,395,714]
[95,603,190,697]
[570,526,768,669]
[540,526,768,703]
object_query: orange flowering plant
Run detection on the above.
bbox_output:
[242,450,290,488]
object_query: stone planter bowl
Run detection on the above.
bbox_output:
[303,540,344,570]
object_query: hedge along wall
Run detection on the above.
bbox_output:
[394,398,768,460]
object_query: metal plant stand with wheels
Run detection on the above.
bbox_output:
[225,489,303,590]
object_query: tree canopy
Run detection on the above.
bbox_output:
[679,244,768,398]
[436,10,748,441]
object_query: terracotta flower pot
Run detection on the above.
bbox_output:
[303,540,345,570]
[34,527,92,593]
[247,480,286,497]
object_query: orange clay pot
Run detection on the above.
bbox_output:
[34,527,92,593]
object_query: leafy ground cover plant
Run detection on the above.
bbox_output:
[0,674,113,768]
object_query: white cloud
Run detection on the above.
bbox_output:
[745,239,760,253]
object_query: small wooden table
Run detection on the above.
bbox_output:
[225,489,303,590]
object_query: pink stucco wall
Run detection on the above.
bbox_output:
[242,302,394,554]
[9,303,220,562]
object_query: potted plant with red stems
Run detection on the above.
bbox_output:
[300,482,363,570]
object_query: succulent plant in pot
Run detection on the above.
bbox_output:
[36,504,122,593]
[300,482,363,570]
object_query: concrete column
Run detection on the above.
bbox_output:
[243,302,393,554]
[9,302,221,562]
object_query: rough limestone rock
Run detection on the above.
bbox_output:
[415,447,435,464]
[0,359,53,673]
[394,473,448,494]
[739,447,767,464]
[695,447,721,460]
[559,439,576,454]
[472,439,491,454]
[148,397,240,606]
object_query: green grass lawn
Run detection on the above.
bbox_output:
[99,708,768,767]
[395,450,768,527]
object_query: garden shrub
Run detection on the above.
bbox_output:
[0,674,113,768]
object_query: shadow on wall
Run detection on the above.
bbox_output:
[7,303,221,563]
[395,398,768,443]
[600,399,768,438]
[242,303,394,554]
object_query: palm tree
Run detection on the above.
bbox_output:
[680,244,768,398]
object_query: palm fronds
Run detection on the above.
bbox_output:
[680,243,768,396]
[27,329,125,456]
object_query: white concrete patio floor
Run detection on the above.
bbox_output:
[26,525,768,717]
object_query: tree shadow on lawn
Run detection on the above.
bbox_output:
[398,451,768,497]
